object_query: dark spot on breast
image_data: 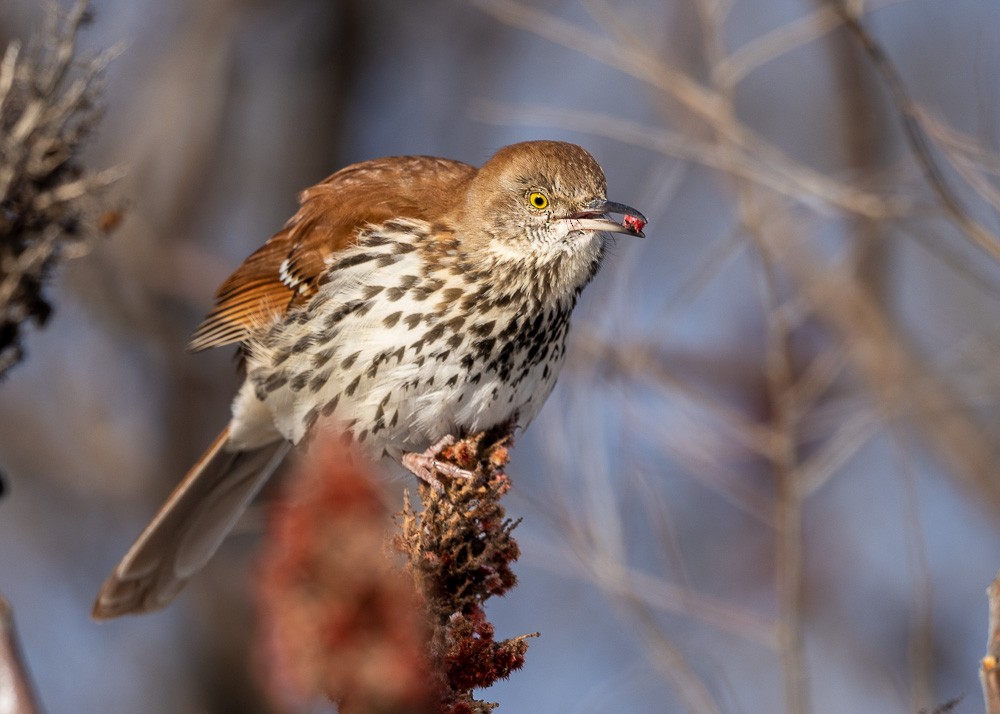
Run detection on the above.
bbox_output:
[311,345,338,368]
[292,335,315,353]
[404,313,423,329]
[303,406,319,434]
[355,302,373,317]
[329,252,380,272]
[362,285,385,299]
[272,349,292,367]
[366,354,385,378]
[309,369,331,393]
[471,320,496,337]
[323,299,364,329]
[498,318,520,340]
[321,394,340,416]
[290,373,309,392]
[375,392,391,421]
[341,351,361,369]
[473,336,496,358]
[345,374,361,397]
[424,323,445,342]
[383,312,402,328]
[263,374,287,393]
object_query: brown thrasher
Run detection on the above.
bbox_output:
[92,140,646,619]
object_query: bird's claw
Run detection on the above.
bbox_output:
[402,435,474,491]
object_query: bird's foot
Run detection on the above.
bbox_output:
[402,435,474,491]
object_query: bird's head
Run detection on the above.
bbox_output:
[463,140,646,250]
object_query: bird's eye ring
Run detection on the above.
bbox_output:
[527,191,549,210]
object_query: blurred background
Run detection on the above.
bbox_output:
[2,0,1000,711]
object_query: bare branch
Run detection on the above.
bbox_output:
[0,596,41,714]
[0,0,121,379]
[832,1,1000,262]
[983,572,1000,714]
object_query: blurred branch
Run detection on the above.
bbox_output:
[573,329,782,461]
[832,1,1000,262]
[983,571,1000,714]
[0,0,122,379]
[473,0,915,222]
[0,596,41,714]
[918,108,1000,213]
[751,230,810,714]
[472,102,906,220]
[715,0,910,87]
[524,536,777,647]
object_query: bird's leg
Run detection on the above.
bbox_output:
[402,435,474,490]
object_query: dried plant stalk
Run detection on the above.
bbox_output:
[397,426,534,713]
[257,427,530,713]
[0,596,41,714]
[983,572,1000,714]
[0,0,121,379]
[256,442,436,714]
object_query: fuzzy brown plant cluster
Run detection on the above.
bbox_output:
[397,427,531,714]
[0,0,119,379]
[255,443,435,714]
[255,427,530,714]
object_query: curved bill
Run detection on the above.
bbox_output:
[564,199,647,238]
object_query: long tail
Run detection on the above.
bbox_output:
[92,427,291,619]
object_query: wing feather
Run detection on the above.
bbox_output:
[189,156,476,352]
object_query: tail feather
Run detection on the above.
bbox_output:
[92,427,291,619]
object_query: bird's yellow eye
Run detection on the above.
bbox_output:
[528,191,549,210]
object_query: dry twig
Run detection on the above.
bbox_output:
[0,0,121,379]
[398,426,533,713]
[0,597,41,714]
[257,427,530,713]
[983,571,1000,714]
[831,0,1000,262]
